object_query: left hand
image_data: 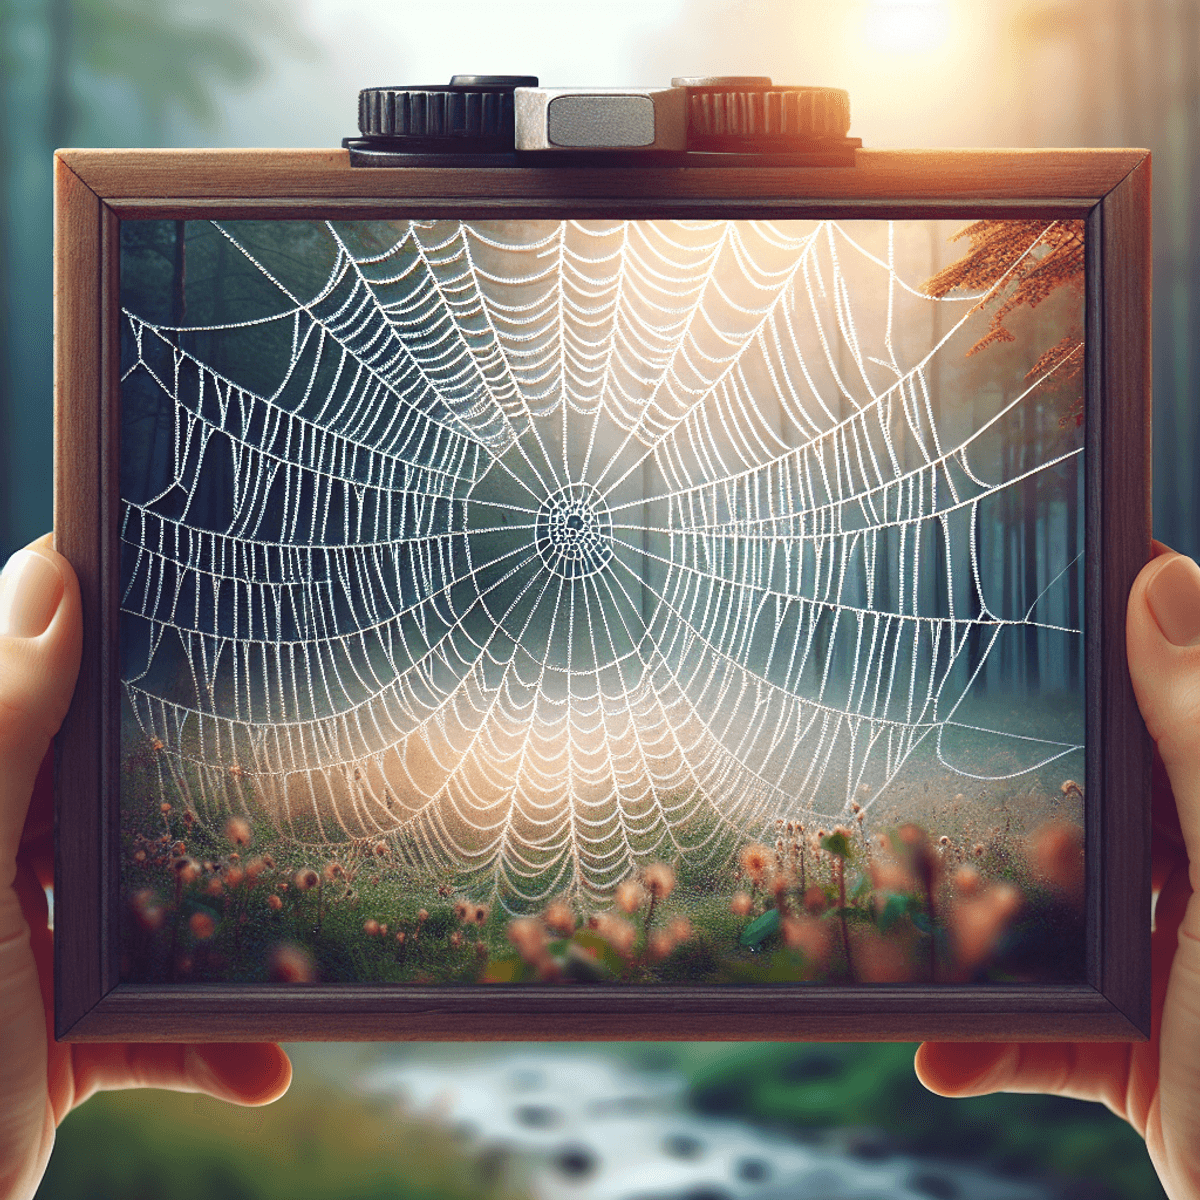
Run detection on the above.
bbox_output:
[0,534,293,1200]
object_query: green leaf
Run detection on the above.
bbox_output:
[740,905,781,948]
[822,831,853,859]
[878,892,909,933]
[910,911,933,934]
[479,954,532,983]
[832,906,872,924]
[571,931,626,977]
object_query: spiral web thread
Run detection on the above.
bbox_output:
[119,218,1084,908]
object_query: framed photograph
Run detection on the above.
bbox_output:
[54,147,1150,1042]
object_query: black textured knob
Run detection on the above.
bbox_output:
[673,79,852,150]
[357,76,537,147]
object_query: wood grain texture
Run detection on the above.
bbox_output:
[62,983,1144,1043]
[52,146,1153,1042]
[58,147,1147,202]
[1096,156,1153,1036]
[53,155,107,1038]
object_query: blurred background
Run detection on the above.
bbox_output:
[1,0,1187,1196]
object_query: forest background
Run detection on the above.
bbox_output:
[0,1,1192,1199]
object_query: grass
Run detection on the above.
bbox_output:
[35,1067,531,1200]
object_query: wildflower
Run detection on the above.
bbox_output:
[738,843,772,886]
[973,843,985,858]
[262,854,276,869]
[266,894,283,911]
[268,942,316,983]
[770,868,795,897]
[666,916,693,944]
[323,862,344,883]
[171,856,201,885]
[153,741,166,755]
[953,865,982,896]
[363,919,380,936]
[373,841,388,857]
[130,889,165,930]
[853,929,913,983]
[454,900,470,922]
[508,917,547,964]
[592,912,636,957]
[245,856,269,881]
[417,908,429,922]
[228,764,244,780]
[204,877,224,897]
[223,865,245,888]
[379,923,388,936]
[615,879,646,914]
[730,891,754,917]
[133,850,147,863]
[472,904,489,926]
[542,900,576,936]
[951,883,1022,973]
[450,931,464,949]
[781,915,830,970]
[172,840,187,856]
[1028,821,1085,902]
[850,801,861,815]
[1060,779,1084,801]
[189,912,216,940]
[182,810,195,828]
[395,931,406,944]
[294,868,319,891]
[224,817,252,846]
[643,862,676,900]
[648,932,675,960]
[938,835,951,848]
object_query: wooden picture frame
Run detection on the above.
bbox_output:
[54,147,1151,1042]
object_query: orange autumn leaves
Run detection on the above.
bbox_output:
[922,219,1085,427]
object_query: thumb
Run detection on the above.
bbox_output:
[1127,550,1200,873]
[0,535,82,882]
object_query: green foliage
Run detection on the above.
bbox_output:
[666,1043,1164,1200]
[821,830,853,859]
[67,0,315,141]
[35,1077,529,1200]
[738,905,781,948]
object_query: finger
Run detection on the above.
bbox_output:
[65,1043,292,1114]
[1127,551,1200,873]
[0,536,82,883]
[914,1042,1011,1096]
[17,749,55,891]
[914,1042,1135,1114]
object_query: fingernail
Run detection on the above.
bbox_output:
[0,550,65,638]
[1146,555,1200,647]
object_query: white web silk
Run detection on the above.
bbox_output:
[120,218,1083,906]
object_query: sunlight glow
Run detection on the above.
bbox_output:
[862,0,951,55]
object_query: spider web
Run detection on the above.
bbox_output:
[119,216,1084,908]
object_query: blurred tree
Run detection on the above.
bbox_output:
[1008,0,1199,555]
[0,0,313,559]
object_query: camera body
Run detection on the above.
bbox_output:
[346,75,860,166]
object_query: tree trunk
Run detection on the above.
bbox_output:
[1022,403,1040,693]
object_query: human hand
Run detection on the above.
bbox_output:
[0,535,292,1200]
[915,541,1200,1200]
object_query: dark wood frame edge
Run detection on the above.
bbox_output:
[53,149,1153,1042]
